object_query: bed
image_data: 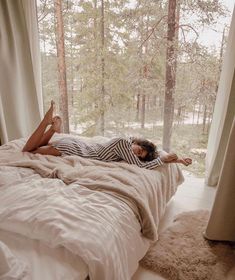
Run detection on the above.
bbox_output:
[0,134,184,280]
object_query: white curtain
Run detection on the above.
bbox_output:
[205,6,235,186]
[205,6,235,241]
[205,117,235,241]
[0,0,43,144]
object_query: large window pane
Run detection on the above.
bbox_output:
[36,0,234,177]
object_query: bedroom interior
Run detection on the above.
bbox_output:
[0,0,234,279]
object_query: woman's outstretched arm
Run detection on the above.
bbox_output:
[166,157,192,166]
[114,138,191,169]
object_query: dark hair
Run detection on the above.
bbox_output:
[132,138,158,161]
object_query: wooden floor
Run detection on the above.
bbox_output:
[132,172,235,280]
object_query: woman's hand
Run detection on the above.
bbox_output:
[177,158,192,166]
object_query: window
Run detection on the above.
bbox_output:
[36,0,234,177]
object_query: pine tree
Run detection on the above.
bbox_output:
[54,0,69,133]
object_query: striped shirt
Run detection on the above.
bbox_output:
[52,137,163,170]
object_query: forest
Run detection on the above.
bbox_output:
[36,0,232,177]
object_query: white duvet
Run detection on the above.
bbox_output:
[0,136,184,280]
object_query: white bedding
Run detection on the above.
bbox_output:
[0,136,184,280]
[0,228,88,280]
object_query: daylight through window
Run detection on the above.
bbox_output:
[36,0,234,177]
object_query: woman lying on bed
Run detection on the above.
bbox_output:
[22,101,192,170]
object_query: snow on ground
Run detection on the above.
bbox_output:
[70,113,206,135]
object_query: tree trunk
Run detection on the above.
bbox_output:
[136,93,141,121]
[159,97,163,122]
[215,27,225,94]
[54,0,69,133]
[203,104,207,134]
[197,104,201,125]
[141,94,146,129]
[192,103,196,124]
[182,108,185,124]
[162,0,179,152]
[207,112,212,134]
[93,0,99,117]
[140,63,148,128]
[177,106,181,125]
[141,14,150,128]
[93,0,98,41]
[100,0,105,136]
[153,95,157,108]
[69,21,74,108]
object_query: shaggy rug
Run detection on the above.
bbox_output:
[141,210,235,280]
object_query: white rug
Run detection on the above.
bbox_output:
[141,210,235,280]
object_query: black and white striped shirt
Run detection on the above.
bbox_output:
[52,137,163,170]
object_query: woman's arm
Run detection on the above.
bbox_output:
[157,152,192,166]
[167,157,192,166]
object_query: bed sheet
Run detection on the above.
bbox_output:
[0,228,88,280]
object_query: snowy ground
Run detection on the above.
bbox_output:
[70,113,206,135]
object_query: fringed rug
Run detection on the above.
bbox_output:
[141,210,235,280]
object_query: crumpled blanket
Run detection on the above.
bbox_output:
[0,143,184,241]
[0,137,184,280]
[0,241,29,280]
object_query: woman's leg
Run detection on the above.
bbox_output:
[38,116,62,147]
[22,101,55,152]
[32,145,62,156]
[30,116,62,156]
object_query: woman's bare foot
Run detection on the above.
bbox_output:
[44,100,55,125]
[51,116,62,133]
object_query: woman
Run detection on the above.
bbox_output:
[22,101,192,170]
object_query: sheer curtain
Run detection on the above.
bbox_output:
[205,117,235,241]
[205,6,235,187]
[205,7,235,241]
[0,0,43,144]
